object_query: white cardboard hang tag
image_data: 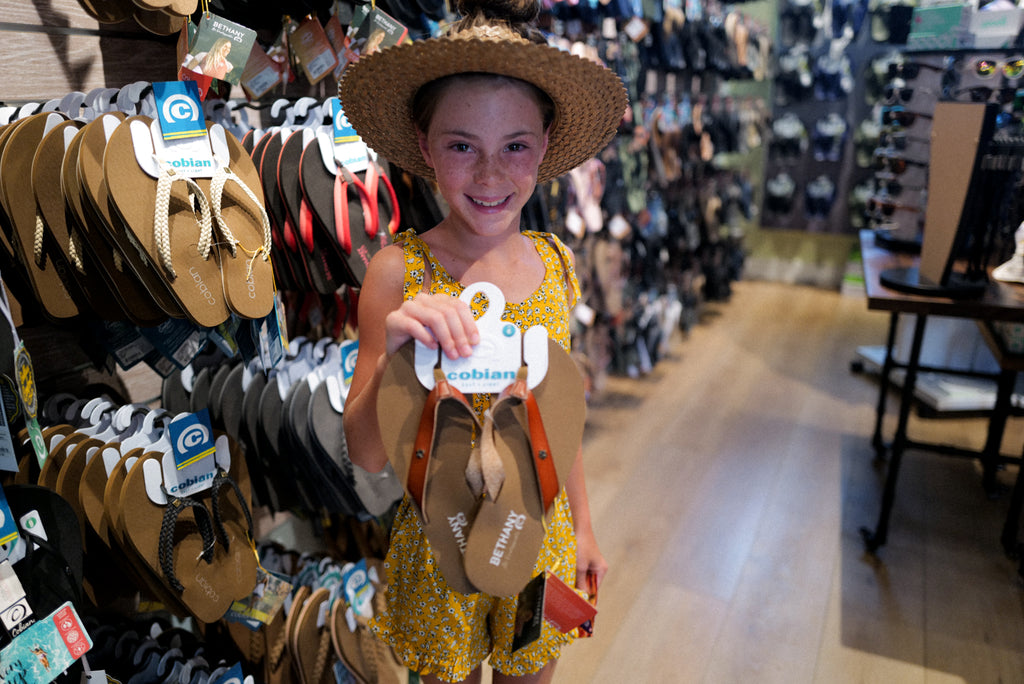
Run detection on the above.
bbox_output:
[414,282,549,393]
[129,119,229,179]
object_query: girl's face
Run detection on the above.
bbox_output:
[417,79,549,238]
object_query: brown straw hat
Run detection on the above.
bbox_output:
[337,9,628,184]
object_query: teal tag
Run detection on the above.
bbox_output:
[152,80,207,141]
[331,98,359,144]
[168,408,215,472]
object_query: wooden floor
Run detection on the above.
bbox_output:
[549,280,1024,684]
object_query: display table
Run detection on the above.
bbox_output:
[858,229,1024,554]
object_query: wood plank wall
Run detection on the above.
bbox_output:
[1,1,178,104]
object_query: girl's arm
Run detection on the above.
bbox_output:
[565,445,607,593]
[343,245,480,473]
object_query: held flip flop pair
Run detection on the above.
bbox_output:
[377,337,586,597]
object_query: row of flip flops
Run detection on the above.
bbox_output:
[377,335,587,597]
[221,543,404,684]
[7,395,260,625]
[86,619,256,684]
[77,0,197,35]
[161,337,404,519]
[237,99,402,295]
[0,84,276,330]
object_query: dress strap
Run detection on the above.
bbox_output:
[530,231,581,309]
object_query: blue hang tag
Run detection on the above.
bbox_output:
[212,662,245,684]
[331,98,359,144]
[340,340,358,388]
[152,80,207,141]
[168,408,216,472]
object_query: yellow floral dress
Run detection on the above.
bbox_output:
[372,229,581,681]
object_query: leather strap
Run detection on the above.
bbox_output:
[501,369,559,512]
[406,368,473,520]
[333,171,352,255]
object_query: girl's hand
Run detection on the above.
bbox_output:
[575,527,608,595]
[383,293,480,359]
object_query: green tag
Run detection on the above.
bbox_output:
[14,344,44,468]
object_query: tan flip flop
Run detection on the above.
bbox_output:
[463,339,587,597]
[288,585,336,684]
[33,117,127,321]
[75,112,182,323]
[197,128,276,321]
[377,341,482,594]
[103,115,230,328]
[0,113,80,322]
[117,450,238,622]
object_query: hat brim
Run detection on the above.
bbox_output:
[338,35,628,184]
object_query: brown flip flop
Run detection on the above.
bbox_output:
[103,115,230,327]
[377,341,482,594]
[463,339,587,597]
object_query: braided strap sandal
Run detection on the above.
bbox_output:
[158,490,216,593]
[203,133,276,321]
[104,115,230,327]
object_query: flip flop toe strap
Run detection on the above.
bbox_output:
[153,160,214,279]
[158,492,216,593]
[502,370,559,512]
[209,166,273,265]
[209,468,255,551]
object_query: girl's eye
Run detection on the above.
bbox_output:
[507,143,526,152]
[451,142,470,152]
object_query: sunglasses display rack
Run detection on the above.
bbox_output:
[763,0,920,235]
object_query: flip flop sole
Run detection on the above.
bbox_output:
[377,342,481,594]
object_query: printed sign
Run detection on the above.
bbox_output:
[181,13,256,86]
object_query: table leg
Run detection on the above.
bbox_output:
[1001,449,1024,557]
[862,312,927,553]
[981,368,1016,498]
[871,312,900,460]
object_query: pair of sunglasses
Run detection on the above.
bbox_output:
[974,57,1024,80]
[883,84,938,105]
[879,129,930,150]
[873,175,923,197]
[881,106,932,126]
[866,196,922,216]
[872,150,928,174]
[949,85,1022,104]
[886,61,946,80]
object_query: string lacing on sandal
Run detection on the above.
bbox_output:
[158,487,217,593]
[67,230,86,275]
[153,158,214,279]
[209,468,255,551]
[209,165,273,281]
[313,624,333,683]
[267,622,289,674]
[33,213,48,269]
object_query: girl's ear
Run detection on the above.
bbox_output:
[417,129,434,169]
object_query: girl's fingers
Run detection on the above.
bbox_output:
[385,295,479,358]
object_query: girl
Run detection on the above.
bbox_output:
[340,1,627,681]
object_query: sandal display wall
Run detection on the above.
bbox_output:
[0,2,786,680]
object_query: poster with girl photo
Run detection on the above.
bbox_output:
[181,13,257,86]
